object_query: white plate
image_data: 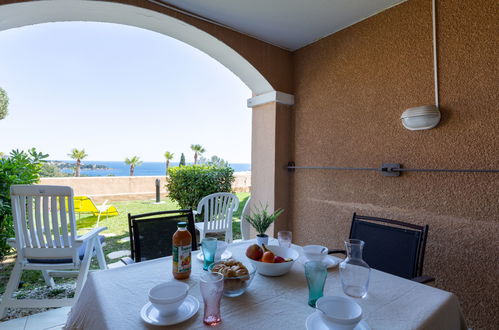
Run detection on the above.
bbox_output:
[196,250,233,261]
[140,295,199,326]
[299,255,340,269]
[306,311,370,330]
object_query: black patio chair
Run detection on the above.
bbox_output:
[329,213,434,284]
[121,209,198,264]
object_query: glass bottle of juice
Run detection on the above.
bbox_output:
[172,222,192,280]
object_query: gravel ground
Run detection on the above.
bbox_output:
[1,282,75,321]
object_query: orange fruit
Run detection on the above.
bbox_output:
[261,251,275,263]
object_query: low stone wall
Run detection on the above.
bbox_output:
[39,172,251,202]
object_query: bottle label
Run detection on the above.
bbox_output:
[173,244,191,273]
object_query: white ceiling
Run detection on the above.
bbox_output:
[160,0,406,51]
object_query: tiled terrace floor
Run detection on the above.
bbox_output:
[0,307,69,330]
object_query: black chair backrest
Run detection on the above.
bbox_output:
[349,213,428,279]
[128,209,197,262]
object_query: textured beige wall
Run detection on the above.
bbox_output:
[291,0,498,328]
[39,172,251,202]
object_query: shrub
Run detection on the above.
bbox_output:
[40,163,69,177]
[0,148,47,259]
[167,165,234,210]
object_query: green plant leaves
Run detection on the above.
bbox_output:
[245,204,284,235]
[0,148,48,259]
[166,165,234,210]
[0,87,9,120]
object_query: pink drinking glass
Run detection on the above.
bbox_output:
[199,272,224,325]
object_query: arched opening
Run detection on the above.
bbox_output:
[0,2,292,227]
[0,0,274,95]
[0,3,294,319]
[0,20,253,170]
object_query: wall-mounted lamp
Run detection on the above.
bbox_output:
[402,0,441,131]
[401,105,440,130]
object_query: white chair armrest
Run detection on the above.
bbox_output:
[7,238,16,248]
[97,200,109,212]
[192,210,199,215]
[76,226,107,243]
[196,203,204,215]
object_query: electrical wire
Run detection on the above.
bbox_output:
[286,165,499,174]
[432,0,439,108]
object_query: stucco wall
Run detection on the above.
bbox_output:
[291,0,498,328]
[39,172,251,202]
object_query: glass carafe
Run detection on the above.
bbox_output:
[339,239,370,298]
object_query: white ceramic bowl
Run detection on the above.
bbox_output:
[303,245,328,262]
[247,245,299,276]
[215,241,228,261]
[316,296,363,330]
[148,281,189,316]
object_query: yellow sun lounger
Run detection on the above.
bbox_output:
[73,196,119,225]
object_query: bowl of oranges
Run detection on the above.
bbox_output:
[245,244,299,276]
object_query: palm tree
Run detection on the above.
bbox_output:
[164,151,174,175]
[124,156,142,176]
[190,144,206,165]
[68,148,88,177]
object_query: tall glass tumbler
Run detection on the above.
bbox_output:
[278,231,292,248]
[304,261,328,307]
[201,237,218,271]
[200,272,224,326]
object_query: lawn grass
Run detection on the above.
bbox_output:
[0,192,250,294]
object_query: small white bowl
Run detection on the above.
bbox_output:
[316,296,362,330]
[215,241,228,261]
[247,245,299,276]
[148,281,189,316]
[303,245,328,262]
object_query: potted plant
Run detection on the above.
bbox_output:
[245,204,284,246]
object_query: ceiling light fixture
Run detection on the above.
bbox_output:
[401,0,441,131]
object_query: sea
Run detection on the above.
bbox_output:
[54,160,251,177]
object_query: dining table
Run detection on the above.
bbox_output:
[64,239,466,329]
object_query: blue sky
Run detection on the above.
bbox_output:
[0,22,252,163]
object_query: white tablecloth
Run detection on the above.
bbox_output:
[65,240,466,329]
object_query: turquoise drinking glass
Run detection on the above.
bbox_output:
[305,261,328,307]
[201,238,218,271]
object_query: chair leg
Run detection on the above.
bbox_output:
[95,237,107,270]
[0,262,23,318]
[42,270,56,288]
[96,212,102,227]
[74,238,95,301]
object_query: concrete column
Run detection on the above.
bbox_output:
[250,101,292,238]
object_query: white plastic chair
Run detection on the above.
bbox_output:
[195,193,239,243]
[0,185,107,317]
[240,196,252,240]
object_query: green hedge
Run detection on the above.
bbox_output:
[0,149,47,259]
[167,165,234,210]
